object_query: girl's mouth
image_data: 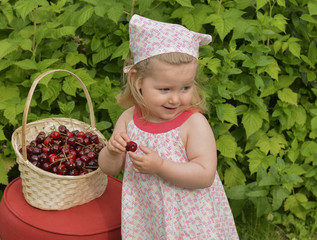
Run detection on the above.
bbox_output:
[163,106,178,111]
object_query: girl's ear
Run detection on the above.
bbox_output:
[129,69,142,89]
[128,69,137,81]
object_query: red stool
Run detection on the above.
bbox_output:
[0,176,122,240]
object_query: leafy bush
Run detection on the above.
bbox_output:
[0,0,316,239]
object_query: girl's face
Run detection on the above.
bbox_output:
[135,58,197,123]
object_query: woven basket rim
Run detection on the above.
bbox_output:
[12,117,106,180]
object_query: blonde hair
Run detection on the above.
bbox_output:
[117,52,207,119]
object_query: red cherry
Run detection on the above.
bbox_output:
[49,154,58,165]
[77,131,86,138]
[42,162,52,171]
[50,131,60,140]
[69,169,79,176]
[66,131,73,137]
[126,141,138,152]
[90,135,99,144]
[58,125,67,134]
[87,151,96,159]
[57,164,68,175]
[42,146,51,154]
[83,137,90,145]
[65,159,76,170]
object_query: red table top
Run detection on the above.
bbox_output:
[1,176,122,236]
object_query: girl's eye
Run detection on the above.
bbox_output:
[160,88,170,92]
[182,86,191,91]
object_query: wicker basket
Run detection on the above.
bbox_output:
[11,69,108,210]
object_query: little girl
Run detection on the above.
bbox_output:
[98,14,239,239]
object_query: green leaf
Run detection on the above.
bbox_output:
[255,55,274,67]
[277,88,297,106]
[40,80,62,103]
[19,38,33,52]
[176,0,193,8]
[226,185,246,200]
[246,189,269,197]
[287,149,299,163]
[66,52,87,66]
[272,186,289,210]
[3,98,24,125]
[253,197,271,218]
[55,26,76,38]
[308,0,317,15]
[224,165,246,187]
[301,141,317,157]
[300,14,317,24]
[256,133,287,156]
[272,14,287,32]
[92,46,116,65]
[305,166,317,178]
[38,59,60,70]
[14,59,38,70]
[0,59,13,72]
[0,85,20,102]
[138,0,154,14]
[182,12,206,32]
[95,121,112,131]
[247,150,275,175]
[289,42,301,58]
[14,0,39,21]
[73,69,96,87]
[0,158,8,185]
[216,134,237,159]
[0,125,7,140]
[58,101,75,116]
[91,37,101,52]
[284,193,307,220]
[263,60,280,80]
[211,9,244,41]
[202,57,221,74]
[107,2,124,23]
[242,110,263,138]
[216,103,237,125]
[258,175,279,186]
[0,40,19,60]
[308,41,317,65]
[75,5,94,28]
[62,77,79,97]
[311,116,317,130]
[256,0,269,9]
[293,105,306,126]
[281,174,303,184]
[276,0,285,7]
[2,2,14,24]
[111,41,130,60]
[285,164,306,176]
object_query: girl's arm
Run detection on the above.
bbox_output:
[98,108,134,176]
[128,113,217,189]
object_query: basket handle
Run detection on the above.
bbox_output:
[22,69,95,161]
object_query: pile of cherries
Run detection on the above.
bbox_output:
[20,125,105,176]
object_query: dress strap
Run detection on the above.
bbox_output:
[133,108,200,134]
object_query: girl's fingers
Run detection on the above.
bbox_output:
[139,144,152,154]
[121,133,131,143]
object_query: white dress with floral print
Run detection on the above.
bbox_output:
[121,109,239,240]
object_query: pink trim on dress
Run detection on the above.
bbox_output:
[133,108,200,134]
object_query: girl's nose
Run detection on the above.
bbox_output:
[168,93,180,104]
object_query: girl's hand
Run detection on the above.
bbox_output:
[107,132,130,154]
[128,145,164,174]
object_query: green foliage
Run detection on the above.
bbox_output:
[0,0,316,238]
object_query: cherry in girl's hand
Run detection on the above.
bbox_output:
[126,141,138,152]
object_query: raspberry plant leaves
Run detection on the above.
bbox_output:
[0,0,316,238]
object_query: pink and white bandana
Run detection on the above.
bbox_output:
[124,14,212,72]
